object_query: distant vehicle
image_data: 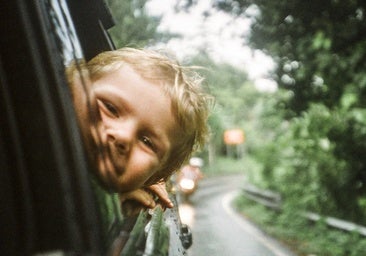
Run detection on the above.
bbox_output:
[0,0,190,255]
[177,157,204,202]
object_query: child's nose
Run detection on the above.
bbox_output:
[106,122,136,154]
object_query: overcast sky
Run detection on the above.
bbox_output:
[146,0,277,92]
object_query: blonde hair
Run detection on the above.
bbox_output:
[69,48,212,184]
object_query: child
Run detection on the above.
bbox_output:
[67,48,211,210]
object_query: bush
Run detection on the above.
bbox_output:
[234,196,366,256]
[251,103,366,224]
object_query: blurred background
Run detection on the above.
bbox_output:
[105,0,366,255]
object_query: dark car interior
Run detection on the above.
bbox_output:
[0,1,190,255]
[0,0,112,254]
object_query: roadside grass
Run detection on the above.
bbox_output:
[202,156,366,255]
[233,196,366,256]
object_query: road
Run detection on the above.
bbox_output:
[178,174,296,256]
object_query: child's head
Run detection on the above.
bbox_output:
[68,48,211,192]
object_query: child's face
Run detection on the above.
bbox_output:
[89,65,180,192]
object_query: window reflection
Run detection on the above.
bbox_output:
[45,0,123,253]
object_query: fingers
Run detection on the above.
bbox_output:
[119,189,156,208]
[118,182,174,217]
[146,183,174,209]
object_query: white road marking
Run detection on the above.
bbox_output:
[222,190,294,256]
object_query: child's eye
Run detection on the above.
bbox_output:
[141,136,155,150]
[102,101,119,117]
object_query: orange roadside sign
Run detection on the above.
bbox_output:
[224,129,245,145]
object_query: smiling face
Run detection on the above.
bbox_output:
[68,48,210,193]
[90,65,180,192]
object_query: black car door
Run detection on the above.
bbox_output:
[0,0,114,255]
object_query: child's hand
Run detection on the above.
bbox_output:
[146,182,174,209]
[118,182,174,216]
[119,189,156,216]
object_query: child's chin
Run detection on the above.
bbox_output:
[94,157,123,193]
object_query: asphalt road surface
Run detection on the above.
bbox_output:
[178,174,297,256]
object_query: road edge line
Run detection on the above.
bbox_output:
[222,190,295,256]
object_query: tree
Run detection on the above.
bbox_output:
[212,0,366,115]
[190,52,250,126]
[106,0,163,48]
[189,51,271,158]
[203,0,366,223]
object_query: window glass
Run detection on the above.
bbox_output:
[45,0,124,252]
[48,0,83,64]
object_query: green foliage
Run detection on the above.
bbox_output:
[252,103,366,224]
[106,0,164,48]
[234,196,366,256]
[232,0,366,114]
[189,52,252,128]
[204,0,366,227]
[188,52,260,160]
